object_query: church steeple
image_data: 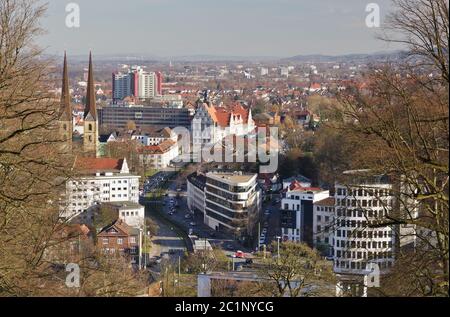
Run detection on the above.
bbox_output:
[60,51,72,121]
[84,51,96,120]
[59,51,73,152]
[82,52,98,157]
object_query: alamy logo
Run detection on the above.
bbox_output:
[365,3,381,28]
[171,126,279,173]
[364,262,380,288]
[65,3,80,28]
[65,263,80,288]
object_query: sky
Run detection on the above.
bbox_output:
[39,0,404,58]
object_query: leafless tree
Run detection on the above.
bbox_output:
[331,0,449,296]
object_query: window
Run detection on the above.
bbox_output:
[117,238,123,245]
[102,238,108,244]
[130,236,136,244]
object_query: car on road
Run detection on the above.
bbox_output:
[235,250,245,258]
[224,244,234,251]
[189,222,196,226]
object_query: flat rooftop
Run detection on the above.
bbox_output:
[206,172,256,184]
[102,201,143,210]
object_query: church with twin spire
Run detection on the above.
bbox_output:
[58,51,99,157]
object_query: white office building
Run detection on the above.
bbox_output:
[333,172,396,276]
[62,157,140,220]
[187,172,206,215]
[204,172,261,239]
[313,197,335,256]
[280,180,329,245]
[333,170,399,296]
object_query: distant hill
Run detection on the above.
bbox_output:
[42,51,408,64]
[282,51,407,63]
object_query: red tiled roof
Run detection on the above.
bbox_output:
[138,140,176,155]
[204,103,252,128]
[73,157,123,172]
[289,180,321,192]
[97,219,136,237]
[232,103,250,123]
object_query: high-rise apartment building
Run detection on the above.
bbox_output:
[112,66,160,102]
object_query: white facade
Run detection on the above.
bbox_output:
[281,183,329,243]
[192,104,219,149]
[333,180,396,276]
[132,130,177,146]
[187,173,206,214]
[313,197,335,256]
[137,70,156,99]
[62,158,140,219]
[115,202,145,228]
[192,103,255,153]
[139,141,179,169]
[204,172,261,237]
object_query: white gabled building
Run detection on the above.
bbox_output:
[138,139,179,169]
[132,127,177,146]
[192,103,255,152]
[62,157,140,220]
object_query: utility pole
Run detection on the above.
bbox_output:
[143,221,147,268]
[178,255,181,291]
[258,222,261,251]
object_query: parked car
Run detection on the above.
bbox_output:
[235,250,245,258]
[224,244,234,251]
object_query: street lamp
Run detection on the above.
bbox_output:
[276,236,281,264]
